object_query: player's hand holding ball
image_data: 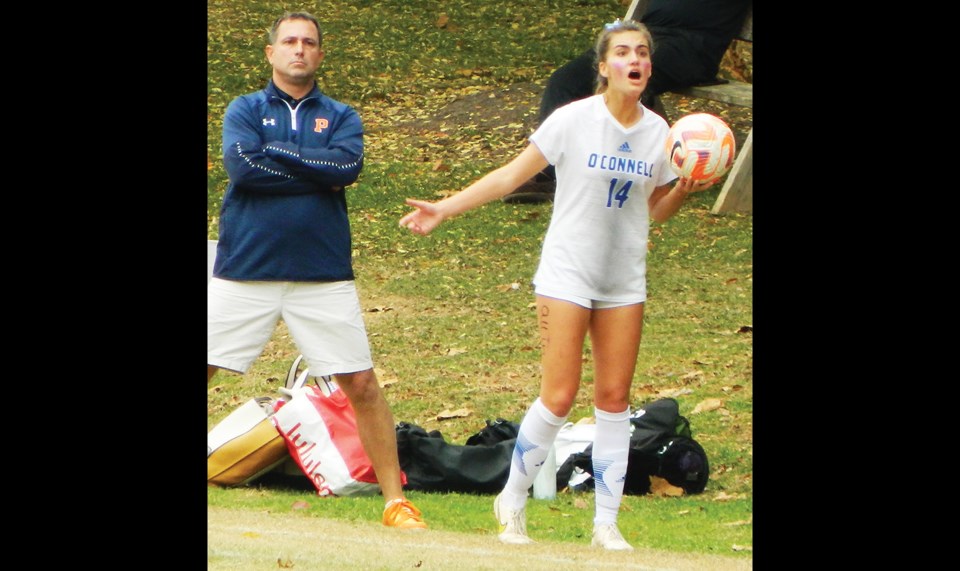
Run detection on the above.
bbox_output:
[673,176,717,195]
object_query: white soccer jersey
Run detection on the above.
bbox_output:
[530,94,676,302]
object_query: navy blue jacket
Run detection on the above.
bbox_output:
[214,81,364,281]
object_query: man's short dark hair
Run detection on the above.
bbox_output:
[269,11,322,46]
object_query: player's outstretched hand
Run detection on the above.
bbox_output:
[399,198,444,236]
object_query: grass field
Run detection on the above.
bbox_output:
[207,0,752,560]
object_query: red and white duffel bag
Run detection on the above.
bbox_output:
[271,356,405,497]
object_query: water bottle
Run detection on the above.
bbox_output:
[532,444,557,500]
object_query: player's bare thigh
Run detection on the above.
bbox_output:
[535,294,590,416]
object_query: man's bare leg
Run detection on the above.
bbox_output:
[334,369,404,501]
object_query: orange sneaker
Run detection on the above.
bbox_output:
[382,498,427,529]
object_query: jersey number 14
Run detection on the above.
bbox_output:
[606,178,633,208]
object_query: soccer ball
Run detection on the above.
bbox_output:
[663,113,736,181]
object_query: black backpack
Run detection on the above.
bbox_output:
[556,398,710,495]
[395,419,520,494]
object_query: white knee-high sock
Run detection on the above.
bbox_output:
[500,398,567,511]
[592,406,631,526]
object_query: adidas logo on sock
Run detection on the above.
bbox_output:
[618,142,632,153]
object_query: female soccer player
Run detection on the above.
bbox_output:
[399,19,715,550]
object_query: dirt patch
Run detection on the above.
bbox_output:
[400,81,544,135]
[208,505,752,570]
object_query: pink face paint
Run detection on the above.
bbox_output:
[609,61,628,76]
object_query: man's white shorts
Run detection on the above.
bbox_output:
[208,278,373,377]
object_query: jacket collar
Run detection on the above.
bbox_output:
[265,80,322,106]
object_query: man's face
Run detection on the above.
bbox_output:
[265,18,324,84]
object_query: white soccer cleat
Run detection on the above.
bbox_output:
[591,523,634,551]
[493,492,535,544]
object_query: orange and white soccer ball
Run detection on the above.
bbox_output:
[664,113,736,181]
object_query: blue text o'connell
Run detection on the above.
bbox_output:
[587,153,653,177]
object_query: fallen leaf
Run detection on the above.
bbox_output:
[573,497,590,509]
[657,387,693,398]
[737,325,753,333]
[445,347,467,356]
[278,555,295,568]
[649,475,684,497]
[291,501,310,510]
[435,13,449,28]
[731,544,753,552]
[436,408,471,420]
[691,398,723,414]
